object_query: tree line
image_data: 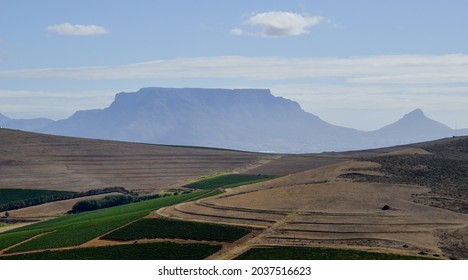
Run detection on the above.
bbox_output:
[0,186,134,213]
[69,193,173,214]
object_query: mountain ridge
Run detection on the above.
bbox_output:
[2,87,465,153]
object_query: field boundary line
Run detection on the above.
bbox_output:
[0,230,55,255]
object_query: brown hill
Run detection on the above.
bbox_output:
[0,128,275,193]
[0,128,386,193]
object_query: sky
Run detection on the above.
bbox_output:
[1,0,468,130]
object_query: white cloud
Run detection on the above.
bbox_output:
[234,11,323,37]
[47,22,109,36]
[1,54,468,85]
[230,28,244,36]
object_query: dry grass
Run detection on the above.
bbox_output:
[0,129,273,193]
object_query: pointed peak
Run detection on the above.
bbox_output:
[403,108,426,119]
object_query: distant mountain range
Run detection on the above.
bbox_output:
[0,113,53,131]
[1,87,466,153]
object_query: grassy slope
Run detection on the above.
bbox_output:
[0,189,73,204]
[1,242,221,260]
[0,190,212,253]
[183,174,274,190]
[235,247,434,260]
[103,218,251,243]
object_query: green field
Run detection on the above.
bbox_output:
[0,242,221,260]
[0,190,214,253]
[0,189,73,204]
[235,247,434,260]
[185,189,223,201]
[183,174,274,190]
[103,218,251,243]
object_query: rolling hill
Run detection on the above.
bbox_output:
[0,128,274,193]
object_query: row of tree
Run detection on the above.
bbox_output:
[0,186,134,212]
[69,193,171,214]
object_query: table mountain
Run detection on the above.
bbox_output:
[5,87,465,153]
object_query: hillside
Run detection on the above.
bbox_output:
[0,128,373,193]
[0,128,274,193]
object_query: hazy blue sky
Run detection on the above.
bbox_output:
[1,0,467,130]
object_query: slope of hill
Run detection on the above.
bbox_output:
[0,128,275,193]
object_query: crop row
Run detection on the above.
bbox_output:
[0,190,214,253]
[1,242,221,260]
[102,218,251,243]
[183,174,274,190]
[235,246,434,260]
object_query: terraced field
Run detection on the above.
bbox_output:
[159,153,468,259]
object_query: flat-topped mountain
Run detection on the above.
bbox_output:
[2,87,465,153]
[39,88,361,153]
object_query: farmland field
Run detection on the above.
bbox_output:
[235,247,434,260]
[1,129,467,260]
[103,218,251,243]
[0,242,221,260]
[183,174,274,190]
[0,190,214,253]
[0,189,74,204]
